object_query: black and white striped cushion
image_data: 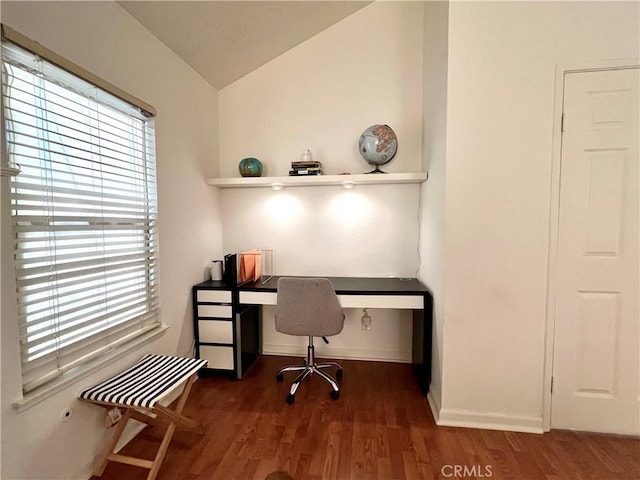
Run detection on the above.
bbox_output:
[80,354,207,408]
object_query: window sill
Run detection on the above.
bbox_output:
[13,325,169,413]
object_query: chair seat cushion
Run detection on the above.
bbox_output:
[79,354,207,408]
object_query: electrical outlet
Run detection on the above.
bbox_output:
[105,407,122,428]
[361,309,371,331]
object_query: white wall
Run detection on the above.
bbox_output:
[219,1,424,178]
[221,185,420,362]
[0,2,222,479]
[419,0,449,417]
[439,1,640,432]
[217,2,424,362]
[220,186,421,278]
[261,305,414,363]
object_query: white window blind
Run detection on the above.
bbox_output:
[1,40,161,395]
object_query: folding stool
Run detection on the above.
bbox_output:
[80,354,207,480]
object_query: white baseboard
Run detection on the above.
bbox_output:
[427,390,441,423]
[262,344,411,363]
[436,407,544,434]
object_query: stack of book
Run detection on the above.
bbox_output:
[289,160,324,176]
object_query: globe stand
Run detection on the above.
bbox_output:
[366,167,388,174]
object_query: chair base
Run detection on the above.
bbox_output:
[276,337,342,403]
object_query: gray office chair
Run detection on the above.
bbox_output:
[275,277,345,404]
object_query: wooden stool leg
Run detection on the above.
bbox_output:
[146,374,199,480]
[94,408,132,477]
[146,421,176,480]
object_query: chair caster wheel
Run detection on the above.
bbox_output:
[330,390,340,400]
[336,369,343,380]
[286,394,295,404]
[276,373,284,382]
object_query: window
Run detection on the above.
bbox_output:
[1,38,161,396]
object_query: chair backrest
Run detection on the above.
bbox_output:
[275,277,345,337]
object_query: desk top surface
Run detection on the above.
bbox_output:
[198,276,430,296]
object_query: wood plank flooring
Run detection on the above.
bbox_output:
[91,356,640,480]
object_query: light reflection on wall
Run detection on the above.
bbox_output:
[327,190,372,225]
[263,191,303,226]
[221,184,419,277]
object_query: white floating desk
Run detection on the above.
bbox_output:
[240,291,425,309]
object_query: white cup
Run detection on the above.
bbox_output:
[210,260,223,281]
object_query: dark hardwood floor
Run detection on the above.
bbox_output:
[92,356,640,480]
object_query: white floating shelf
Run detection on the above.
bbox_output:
[206,172,427,189]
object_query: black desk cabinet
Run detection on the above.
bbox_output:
[192,281,260,379]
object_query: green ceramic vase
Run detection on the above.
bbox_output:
[239,157,264,177]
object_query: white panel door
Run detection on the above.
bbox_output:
[552,67,639,434]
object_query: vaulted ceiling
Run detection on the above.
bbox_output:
[118,1,370,90]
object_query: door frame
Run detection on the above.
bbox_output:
[543,58,640,432]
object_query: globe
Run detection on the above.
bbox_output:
[358,124,398,173]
